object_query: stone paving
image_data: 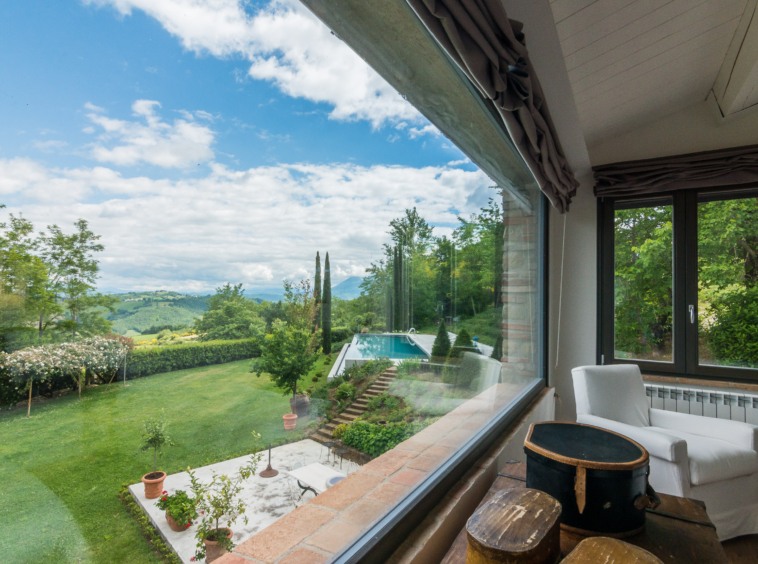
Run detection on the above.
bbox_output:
[129,439,360,564]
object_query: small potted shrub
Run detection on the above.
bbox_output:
[138,411,174,499]
[189,443,262,563]
[156,490,197,532]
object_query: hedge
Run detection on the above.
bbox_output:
[120,338,260,379]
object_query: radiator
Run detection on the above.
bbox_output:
[644,384,758,425]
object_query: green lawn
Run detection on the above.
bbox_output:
[0,359,318,564]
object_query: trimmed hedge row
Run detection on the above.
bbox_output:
[121,338,260,379]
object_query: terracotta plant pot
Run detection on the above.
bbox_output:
[142,471,167,499]
[289,394,310,417]
[165,512,190,532]
[283,413,298,431]
[204,528,232,563]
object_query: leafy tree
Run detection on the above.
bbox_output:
[194,283,265,341]
[39,220,115,337]
[254,320,319,398]
[322,253,332,354]
[431,322,451,359]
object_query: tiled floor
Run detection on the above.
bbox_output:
[128,439,359,564]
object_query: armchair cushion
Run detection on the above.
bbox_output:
[650,408,758,451]
[572,365,650,427]
[577,414,687,462]
[648,427,758,485]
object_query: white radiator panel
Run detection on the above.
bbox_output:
[644,384,758,425]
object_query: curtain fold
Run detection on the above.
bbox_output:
[405,0,578,213]
[594,145,758,198]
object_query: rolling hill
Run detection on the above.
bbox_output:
[105,291,210,334]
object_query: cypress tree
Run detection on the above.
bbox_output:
[491,334,503,361]
[397,246,404,331]
[314,252,322,330]
[431,321,451,360]
[322,253,332,354]
[385,284,393,333]
[392,246,400,331]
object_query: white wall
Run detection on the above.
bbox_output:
[548,174,596,421]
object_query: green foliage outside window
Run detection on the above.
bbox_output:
[431,322,451,360]
[340,419,434,457]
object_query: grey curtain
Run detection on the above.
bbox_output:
[405,0,578,213]
[594,145,758,198]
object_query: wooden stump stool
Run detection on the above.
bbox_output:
[562,537,663,563]
[465,488,562,564]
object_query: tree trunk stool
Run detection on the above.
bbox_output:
[465,488,561,564]
[562,537,663,563]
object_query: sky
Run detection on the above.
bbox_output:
[0,0,496,295]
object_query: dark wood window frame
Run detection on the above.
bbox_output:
[598,187,758,384]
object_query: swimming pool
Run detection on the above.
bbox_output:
[347,334,428,360]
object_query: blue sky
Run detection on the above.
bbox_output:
[0,0,494,294]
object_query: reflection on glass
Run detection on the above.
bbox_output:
[698,195,758,369]
[614,203,674,362]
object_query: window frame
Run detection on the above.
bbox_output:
[332,194,550,564]
[598,187,758,383]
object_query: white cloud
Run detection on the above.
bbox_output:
[86,100,216,168]
[1,157,493,292]
[448,157,471,166]
[32,140,69,152]
[408,124,441,139]
[85,0,426,129]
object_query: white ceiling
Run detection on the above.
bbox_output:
[549,0,758,148]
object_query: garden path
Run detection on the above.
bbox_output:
[128,439,360,564]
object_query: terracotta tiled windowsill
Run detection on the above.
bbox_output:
[215,385,553,564]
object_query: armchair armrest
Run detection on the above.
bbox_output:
[578,414,688,463]
[650,408,758,451]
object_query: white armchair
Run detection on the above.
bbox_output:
[572,364,758,540]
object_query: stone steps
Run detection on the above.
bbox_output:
[311,369,397,443]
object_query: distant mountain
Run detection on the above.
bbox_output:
[332,276,363,300]
[249,293,284,303]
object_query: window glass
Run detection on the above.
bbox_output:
[697,194,758,369]
[613,201,674,362]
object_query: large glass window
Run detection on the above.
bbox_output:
[600,188,758,381]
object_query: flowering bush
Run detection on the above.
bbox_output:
[0,336,128,414]
[155,490,197,529]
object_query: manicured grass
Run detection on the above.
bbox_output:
[0,359,316,564]
[133,333,157,343]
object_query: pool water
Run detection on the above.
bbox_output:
[348,334,427,360]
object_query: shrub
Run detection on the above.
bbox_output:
[335,383,356,401]
[124,338,260,380]
[311,376,319,382]
[341,420,434,457]
[448,329,475,359]
[396,358,421,379]
[330,326,353,343]
[431,322,451,360]
[155,490,197,529]
[332,423,349,441]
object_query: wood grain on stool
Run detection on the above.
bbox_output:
[465,488,561,564]
[562,537,663,563]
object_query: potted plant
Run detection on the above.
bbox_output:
[188,444,262,563]
[156,490,198,532]
[137,411,174,499]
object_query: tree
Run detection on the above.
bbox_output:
[322,253,332,354]
[39,220,115,337]
[431,322,451,360]
[314,252,322,330]
[255,320,319,398]
[448,328,474,359]
[194,283,265,341]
